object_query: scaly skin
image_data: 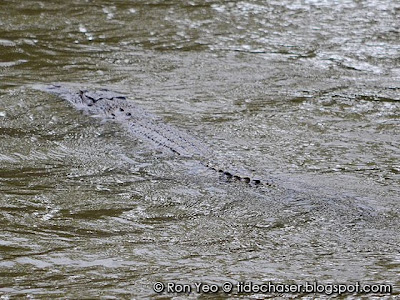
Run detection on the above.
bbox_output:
[34,83,267,186]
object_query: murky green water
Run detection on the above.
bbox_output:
[1,0,399,298]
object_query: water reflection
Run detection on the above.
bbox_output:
[0,0,399,298]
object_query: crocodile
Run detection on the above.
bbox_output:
[33,83,266,186]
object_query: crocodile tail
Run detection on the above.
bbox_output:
[204,161,267,186]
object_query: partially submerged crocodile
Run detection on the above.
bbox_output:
[34,84,265,186]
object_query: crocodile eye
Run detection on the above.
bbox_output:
[253,179,261,185]
[242,177,250,183]
[224,171,232,178]
[233,175,240,180]
[126,112,131,116]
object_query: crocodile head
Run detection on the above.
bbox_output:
[33,83,127,109]
[78,89,127,105]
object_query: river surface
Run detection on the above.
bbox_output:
[0,0,399,298]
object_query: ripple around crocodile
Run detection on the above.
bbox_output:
[33,83,268,186]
